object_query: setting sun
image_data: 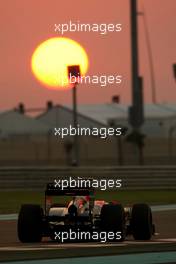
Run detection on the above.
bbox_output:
[31,37,89,89]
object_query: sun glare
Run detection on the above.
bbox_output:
[31,37,89,89]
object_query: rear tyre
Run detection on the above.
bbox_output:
[18,204,43,243]
[131,203,153,240]
[100,204,125,241]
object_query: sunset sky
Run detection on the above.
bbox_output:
[0,0,176,111]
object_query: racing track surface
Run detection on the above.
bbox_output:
[0,210,176,262]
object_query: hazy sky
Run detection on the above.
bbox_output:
[0,0,176,111]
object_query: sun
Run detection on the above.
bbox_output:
[31,37,89,90]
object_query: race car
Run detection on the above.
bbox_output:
[17,183,155,243]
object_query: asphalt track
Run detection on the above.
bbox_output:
[0,206,176,262]
[1,252,176,264]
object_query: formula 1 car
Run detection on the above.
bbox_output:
[18,183,155,243]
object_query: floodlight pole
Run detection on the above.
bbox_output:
[72,83,79,166]
[67,65,80,166]
[131,0,139,113]
[128,0,145,165]
[173,64,176,80]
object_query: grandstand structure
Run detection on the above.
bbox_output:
[0,103,176,166]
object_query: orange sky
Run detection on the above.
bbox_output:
[0,0,176,111]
